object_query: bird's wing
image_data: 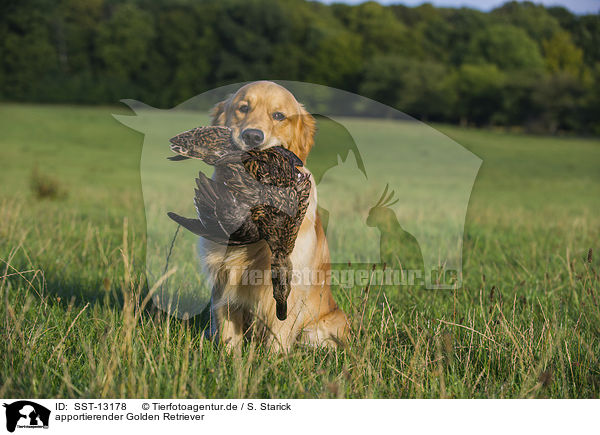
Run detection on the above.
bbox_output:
[167,211,257,246]
[167,211,225,241]
[193,171,255,239]
[166,164,255,245]
[169,126,235,164]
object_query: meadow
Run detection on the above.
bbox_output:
[1,102,599,398]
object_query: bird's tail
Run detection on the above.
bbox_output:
[271,253,293,321]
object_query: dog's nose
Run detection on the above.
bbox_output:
[241,129,264,147]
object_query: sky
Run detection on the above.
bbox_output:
[317,0,600,14]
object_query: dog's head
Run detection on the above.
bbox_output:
[211,81,316,162]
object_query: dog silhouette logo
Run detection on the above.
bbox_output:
[115,80,481,318]
[3,401,50,432]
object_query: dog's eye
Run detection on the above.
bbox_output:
[272,112,285,121]
[239,105,249,113]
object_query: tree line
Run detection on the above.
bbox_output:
[1,0,599,134]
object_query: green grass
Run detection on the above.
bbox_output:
[1,102,599,398]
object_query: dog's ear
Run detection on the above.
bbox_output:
[289,105,316,163]
[211,99,228,126]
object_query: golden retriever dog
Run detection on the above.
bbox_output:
[200,81,349,351]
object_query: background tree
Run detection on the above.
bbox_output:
[0,0,597,134]
[466,24,544,70]
[451,64,506,126]
[360,56,455,121]
[491,1,561,42]
[542,30,584,75]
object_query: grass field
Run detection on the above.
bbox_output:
[1,102,599,398]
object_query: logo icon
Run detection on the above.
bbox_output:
[115,80,481,318]
[3,401,50,432]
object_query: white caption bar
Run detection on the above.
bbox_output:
[0,399,596,435]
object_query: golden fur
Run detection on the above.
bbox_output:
[200,81,349,351]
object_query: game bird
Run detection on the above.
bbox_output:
[167,126,311,321]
